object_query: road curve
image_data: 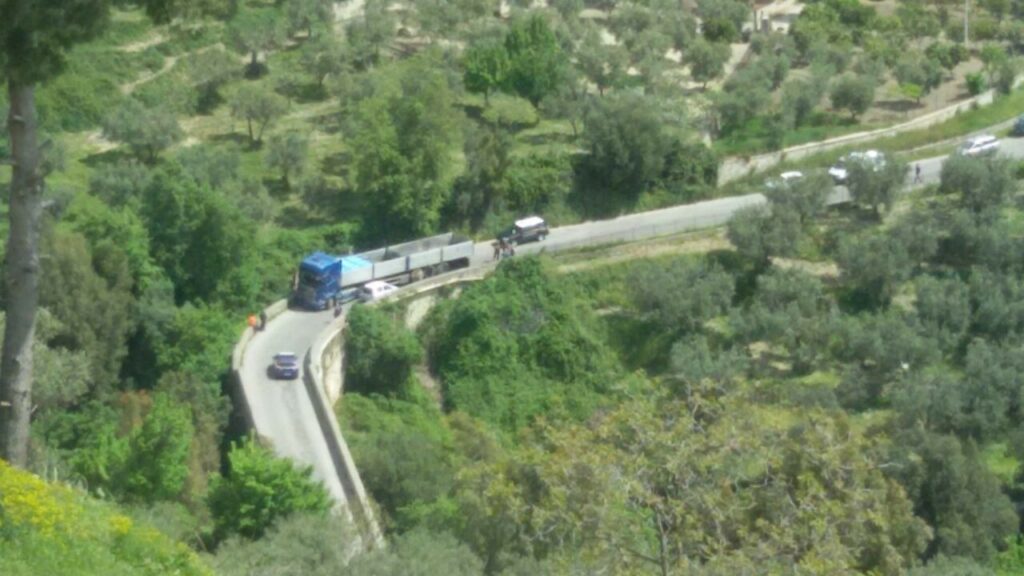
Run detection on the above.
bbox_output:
[237,137,1024,528]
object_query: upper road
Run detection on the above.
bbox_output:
[238,136,1024,514]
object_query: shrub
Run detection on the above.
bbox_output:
[480,95,539,129]
[344,305,423,398]
[0,459,212,575]
[431,258,620,433]
[965,72,987,96]
[132,70,198,115]
[207,441,331,542]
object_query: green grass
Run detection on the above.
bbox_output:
[714,113,884,158]
[981,442,1019,486]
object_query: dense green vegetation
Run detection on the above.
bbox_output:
[338,148,1024,573]
[5,0,1024,573]
[0,459,212,575]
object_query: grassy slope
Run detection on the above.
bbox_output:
[0,460,212,576]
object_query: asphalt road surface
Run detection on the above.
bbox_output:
[239,136,1024,510]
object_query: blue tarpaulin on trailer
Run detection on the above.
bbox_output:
[339,255,372,271]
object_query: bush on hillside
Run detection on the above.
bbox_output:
[0,459,212,576]
[344,305,423,398]
[207,441,331,542]
[428,258,620,434]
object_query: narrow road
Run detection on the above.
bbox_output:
[238,137,1024,515]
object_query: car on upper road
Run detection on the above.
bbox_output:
[764,171,804,190]
[269,352,300,380]
[357,280,399,303]
[498,216,549,245]
[1011,115,1024,137]
[955,134,999,157]
[829,150,885,184]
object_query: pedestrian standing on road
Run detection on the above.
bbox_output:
[914,163,922,184]
[492,241,500,261]
[247,314,258,331]
[259,310,267,331]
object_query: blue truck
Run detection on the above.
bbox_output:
[293,232,475,310]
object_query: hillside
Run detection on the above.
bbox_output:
[0,459,212,576]
[2,0,1024,574]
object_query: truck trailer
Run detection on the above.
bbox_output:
[294,232,474,310]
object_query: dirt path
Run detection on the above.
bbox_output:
[118,33,166,53]
[121,54,180,94]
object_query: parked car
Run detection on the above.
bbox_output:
[499,216,549,245]
[765,171,804,190]
[955,134,999,157]
[829,150,885,184]
[357,280,399,303]
[269,352,300,380]
[1011,115,1024,137]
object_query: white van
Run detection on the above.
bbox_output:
[358,281,399,303]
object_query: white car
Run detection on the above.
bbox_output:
[765,171,804,190]
[357,280,399,303]
[829,150,885,184]
[956,134,999,157]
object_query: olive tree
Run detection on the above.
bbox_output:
[830,73,876,119]
[939,154,1014,217]
[102,99,184,163]
[846,156,907,217]
[227,8,287,76]
[229,84,288,145]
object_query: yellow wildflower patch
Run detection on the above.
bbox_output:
[0,459,76,537]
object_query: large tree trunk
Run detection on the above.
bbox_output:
[0,82,42,468]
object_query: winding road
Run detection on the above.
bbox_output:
[238,135,1024,524]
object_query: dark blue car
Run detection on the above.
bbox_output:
[1012,115,1024,137]
[269,352,300,380]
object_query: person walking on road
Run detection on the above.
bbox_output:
[914,163,922,184]
[247,314,258,331]
[492,241,500,261]
[259,311,267,331]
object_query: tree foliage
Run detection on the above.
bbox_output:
[463,38,509,104]
[939,155,1014,217]
[229,83,288,145]
[208,440,331,542]
[344,305,423,398]
[501,13,567,106]
[686,39,730,88]
[265,132,309,189]
[632,258,734,333]
[734,268,835,374]
[453,386,930,574]
[428,258,619,434]
[102,99,183,164]
[845,155,907,216]
[227,8,286,73]
[117,393,194,503]
[349,53,463,242]
[727,204,801,267]
[830,73,876,119]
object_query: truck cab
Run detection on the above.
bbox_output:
[295,252,371,310]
